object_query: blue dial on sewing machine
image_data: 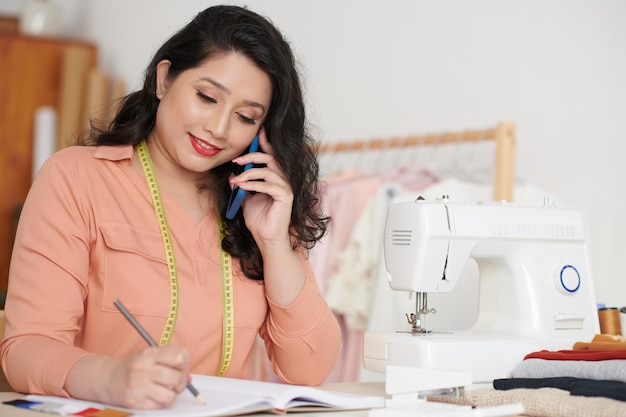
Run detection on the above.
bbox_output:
[555,264,581,294]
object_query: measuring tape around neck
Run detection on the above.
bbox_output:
[137,140,233,375]
[217,225,234,376]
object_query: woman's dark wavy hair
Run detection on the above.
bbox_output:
[84,5,328,280]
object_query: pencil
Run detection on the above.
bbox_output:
[113,299,206,405]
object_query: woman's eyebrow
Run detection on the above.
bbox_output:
[200,76,231,94]
[199,76,266,113]
[243,100,266,113]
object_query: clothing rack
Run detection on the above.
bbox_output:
[318,121,516,202]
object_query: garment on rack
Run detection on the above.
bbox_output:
[308,169,382,383]
[309,169,382,296]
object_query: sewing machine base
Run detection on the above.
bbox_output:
[384,365,471,404]
[363,331,578,384]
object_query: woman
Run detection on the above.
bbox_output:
[0,5,341,410]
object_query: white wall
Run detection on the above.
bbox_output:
[3,0,625,307]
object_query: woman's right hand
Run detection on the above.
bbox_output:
[65,345,190,409]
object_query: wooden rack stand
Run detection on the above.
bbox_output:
[318,121,516,202]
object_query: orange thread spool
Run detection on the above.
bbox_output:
[598,307,622,335]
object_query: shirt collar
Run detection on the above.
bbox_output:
[92,144,134,162]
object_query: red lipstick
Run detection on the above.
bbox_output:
[189,134,221,157]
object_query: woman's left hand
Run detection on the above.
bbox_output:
[229,129,293,248]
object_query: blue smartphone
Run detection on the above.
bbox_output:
[226,135,260,219]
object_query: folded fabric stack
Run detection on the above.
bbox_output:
[501,334,626,402]
[426,335,626,417]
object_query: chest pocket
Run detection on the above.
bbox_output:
[100,222,170,318]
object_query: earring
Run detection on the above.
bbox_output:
[157,90,162,95]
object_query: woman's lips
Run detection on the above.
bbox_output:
[189,134,221,157]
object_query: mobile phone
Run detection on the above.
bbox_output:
[226,135,260,219]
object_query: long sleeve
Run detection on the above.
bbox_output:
[260,255,342,385]
[0,148,95,396]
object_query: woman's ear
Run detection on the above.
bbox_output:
[155,59,172,98]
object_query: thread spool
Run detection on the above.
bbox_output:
[598,307,622,335]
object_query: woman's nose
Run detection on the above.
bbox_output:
[203,108,230,139]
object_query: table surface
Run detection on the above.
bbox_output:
[0,382,526,417]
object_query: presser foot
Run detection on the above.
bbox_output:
[410,328,432,334]
[405,313,433,334]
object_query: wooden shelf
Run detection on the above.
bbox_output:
[0,34,97,296]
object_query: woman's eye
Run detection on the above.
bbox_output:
[196,91,216,103]
[238,114,256,125]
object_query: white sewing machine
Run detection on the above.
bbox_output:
[363,196,600,399]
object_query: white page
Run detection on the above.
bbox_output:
[27,390,274,417]
[25,374,385,417]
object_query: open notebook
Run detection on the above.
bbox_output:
[12,374,385,417]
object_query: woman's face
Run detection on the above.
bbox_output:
[150,52,272,177]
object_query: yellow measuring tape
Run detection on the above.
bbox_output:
[137,140,233,375]
[218,226,234,376]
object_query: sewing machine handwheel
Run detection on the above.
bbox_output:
[554,264,581,294]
